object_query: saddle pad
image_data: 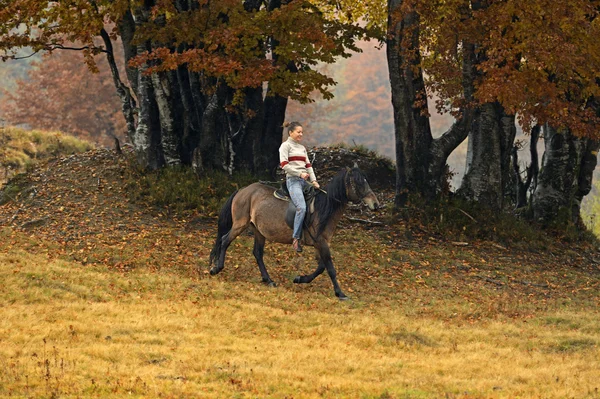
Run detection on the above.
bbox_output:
[285,199,315,231]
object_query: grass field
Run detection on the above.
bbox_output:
[1,144,599,398]
[1,226,599,399]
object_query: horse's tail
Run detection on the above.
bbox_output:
[209,189,239,266]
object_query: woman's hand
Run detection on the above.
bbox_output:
[312,181,320,189]
[300,172,309,180]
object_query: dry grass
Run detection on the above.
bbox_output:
[1,229,599,398]
[0,126,93,185]
[1,147,599,398]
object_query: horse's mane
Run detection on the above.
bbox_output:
[313,168,349,237]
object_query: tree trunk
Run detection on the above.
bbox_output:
[259,92,288,177]
[387,1,432,205]
[387,0,469,204]
[499,113,517,201]
[118,10,138,94]
[176,66,202,164]
[532,125,599,226]
[152,70,184,166]
[100,28,136,142]
[242,86,266,173]
[111,1,291,174]
[133,60,163,170]
[126,6,163,169]
[428,115,471,193]
[458,103,516,209]
[575,139,600,220]
[512,125,540,209]
[199,83,228,171]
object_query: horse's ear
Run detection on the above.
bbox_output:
[353,162,358,169]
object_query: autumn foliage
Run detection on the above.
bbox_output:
[0,50,126,147]
[415,0,600,137]
[129,0,370,103]
[1,0,600,228]
[286,41,455,159]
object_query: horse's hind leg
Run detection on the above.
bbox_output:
[293,255,325,284]
[251,227,276,287]
[209,223,248,275]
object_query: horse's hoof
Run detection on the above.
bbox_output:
[209,267,219,275]
[293,276,301,284]
[337,294,350,301]
[265,281,277,287]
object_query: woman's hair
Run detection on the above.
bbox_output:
[283,121,302,135]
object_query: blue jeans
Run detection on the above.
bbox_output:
[287,176,309,240]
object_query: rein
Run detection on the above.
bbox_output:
[309,169,355,241]
[328,168,353,204]
[316,168,356,204]
[345,167,359,200]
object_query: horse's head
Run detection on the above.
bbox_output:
[345,164,380,210]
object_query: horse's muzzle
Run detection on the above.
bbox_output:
[362,191,380,211]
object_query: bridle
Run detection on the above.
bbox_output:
[345,167,360,202]
[316,168,362,204]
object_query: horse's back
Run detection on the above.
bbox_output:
[233,182,283,216]
[244,182,276,195]
[237,182,278,204]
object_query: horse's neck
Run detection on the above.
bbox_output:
[320,202,347,240]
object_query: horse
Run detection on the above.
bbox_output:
[208,165,380,300]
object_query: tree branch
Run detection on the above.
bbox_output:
[10,44,106,60]
[432,109,472,160]
[11,50,43,60]
[345,216,384,225]
[100,27,137,141]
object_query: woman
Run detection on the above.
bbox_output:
[279,121,320,252]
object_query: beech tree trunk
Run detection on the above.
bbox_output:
[387,1,431,205]
[176,67,203,164]
[532,125,599,226]
[512,125,540,209]
[387,0,470,205]
[258,92,287,177]
[131,6,163,171]
[118,10,138,95]
[152,70,184,166]
[100,28,136,142]
[103,2,288,174]
[458,103,516,209]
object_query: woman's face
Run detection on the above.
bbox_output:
[289,126,303,142]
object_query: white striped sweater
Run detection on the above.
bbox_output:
[278,137,317,182]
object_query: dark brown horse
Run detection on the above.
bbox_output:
[208,166,379,299]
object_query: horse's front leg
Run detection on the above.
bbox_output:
[315,243,349,300]
[293,254,325,284]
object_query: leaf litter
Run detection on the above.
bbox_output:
[0,147,599,319]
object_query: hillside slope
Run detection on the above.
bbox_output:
[1,147,600,398]
[0,126,94,186]
[0,146,598,300]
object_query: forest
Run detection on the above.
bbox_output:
[2,0,599,233]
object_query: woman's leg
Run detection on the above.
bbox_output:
[286,177,307,240]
